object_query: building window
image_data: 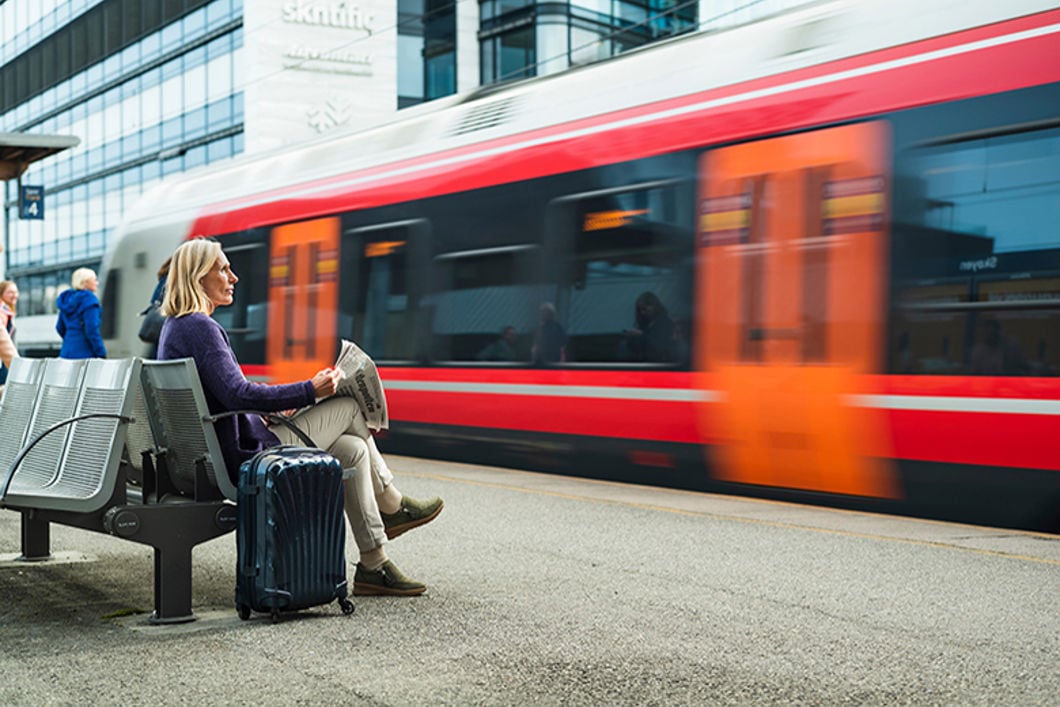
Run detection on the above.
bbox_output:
[480,0,696,85]
[398,0,457,109]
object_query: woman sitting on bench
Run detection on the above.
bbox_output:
[158,237,443,597]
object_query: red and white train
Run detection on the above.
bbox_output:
[98,0,1060,530]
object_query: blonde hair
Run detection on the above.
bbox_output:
[162,238,222,317]
[71,268,97,290]
[0,280,16,315]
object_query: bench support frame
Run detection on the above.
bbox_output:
[12,463,237,623]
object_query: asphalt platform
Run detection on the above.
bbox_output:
[1,456,1057,705]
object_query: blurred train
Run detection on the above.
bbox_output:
[89,0,1058,530]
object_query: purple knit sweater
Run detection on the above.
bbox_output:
[157,312,316,479]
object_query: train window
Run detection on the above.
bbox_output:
[216,236,269,365]
[430,245,544,363]
[891,124,1060,376]
[544,179,694,366]
[340,220,430,363]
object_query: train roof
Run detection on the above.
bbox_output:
[121,0,1055,233]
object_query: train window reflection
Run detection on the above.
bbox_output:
[430,245,542,363]
[906,127,1059,253]
[548,180,693,366]
[890,124,1060,376]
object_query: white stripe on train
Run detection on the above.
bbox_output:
[848,394,1060,415]
[382,380,1060,414]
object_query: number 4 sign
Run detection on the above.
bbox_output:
[19,185,44,220]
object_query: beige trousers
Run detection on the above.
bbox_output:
[269,397,394,553]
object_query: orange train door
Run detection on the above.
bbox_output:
[268,217,340,383]
[694,122,898,498]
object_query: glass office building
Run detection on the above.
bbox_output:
[2,0,809,351]
[1,0,245,346]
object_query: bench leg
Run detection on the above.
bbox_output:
[19,511,51,561]
[133,503,236,624]
[150,545,196,625]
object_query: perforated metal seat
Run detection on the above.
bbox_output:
[4,359,87,501]
[140,358,237,501]
[0,358,47,479]
[3,358,140,513]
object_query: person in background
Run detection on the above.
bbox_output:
[531,302,567,365]
[0,280,19,386]
[620,291,676,363]
[969,318,1028,376]
[476,325,518,362]
[56,268,107,359]
[140,256,172,358]
[159,237,443,596]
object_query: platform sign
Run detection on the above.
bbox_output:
[19,185,44,220]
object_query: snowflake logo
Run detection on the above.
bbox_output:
[307,96,354,133]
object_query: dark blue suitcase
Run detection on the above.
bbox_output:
[235,446,355,621]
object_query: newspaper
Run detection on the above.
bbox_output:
[333,339,389,431]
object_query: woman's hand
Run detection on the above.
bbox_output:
[310,367,341,399]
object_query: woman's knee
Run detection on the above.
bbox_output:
[318,397,370,439]
[328,434,369,470]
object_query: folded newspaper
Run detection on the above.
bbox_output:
[332,339,389,431]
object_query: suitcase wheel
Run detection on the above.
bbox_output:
[339,598,355,615]
[270,608,281,623]
[237,604,250,621]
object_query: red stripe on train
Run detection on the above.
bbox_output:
[191,13,1060,236]
[885,409,1059,470]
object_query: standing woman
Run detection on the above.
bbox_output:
[159,238,443,596]
[56,268,107,359]
[0,280,18,385]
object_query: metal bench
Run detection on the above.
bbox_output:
[0,357,238,624]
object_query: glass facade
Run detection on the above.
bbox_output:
[0,0,244,322]
[398,0,457,108]
[480,0,697,84]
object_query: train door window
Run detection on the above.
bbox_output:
[340,220,429,363]
[430,245,544,363]
[216,233,269,365]
[891,124,1060,376]
[544,179,694,366]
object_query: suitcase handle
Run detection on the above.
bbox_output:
[210,409,317,447]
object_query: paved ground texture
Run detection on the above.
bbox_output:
[1,456,1057,706]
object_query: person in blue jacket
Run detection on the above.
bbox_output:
[56,267,107,359]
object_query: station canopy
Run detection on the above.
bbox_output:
[0,132,80,181]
